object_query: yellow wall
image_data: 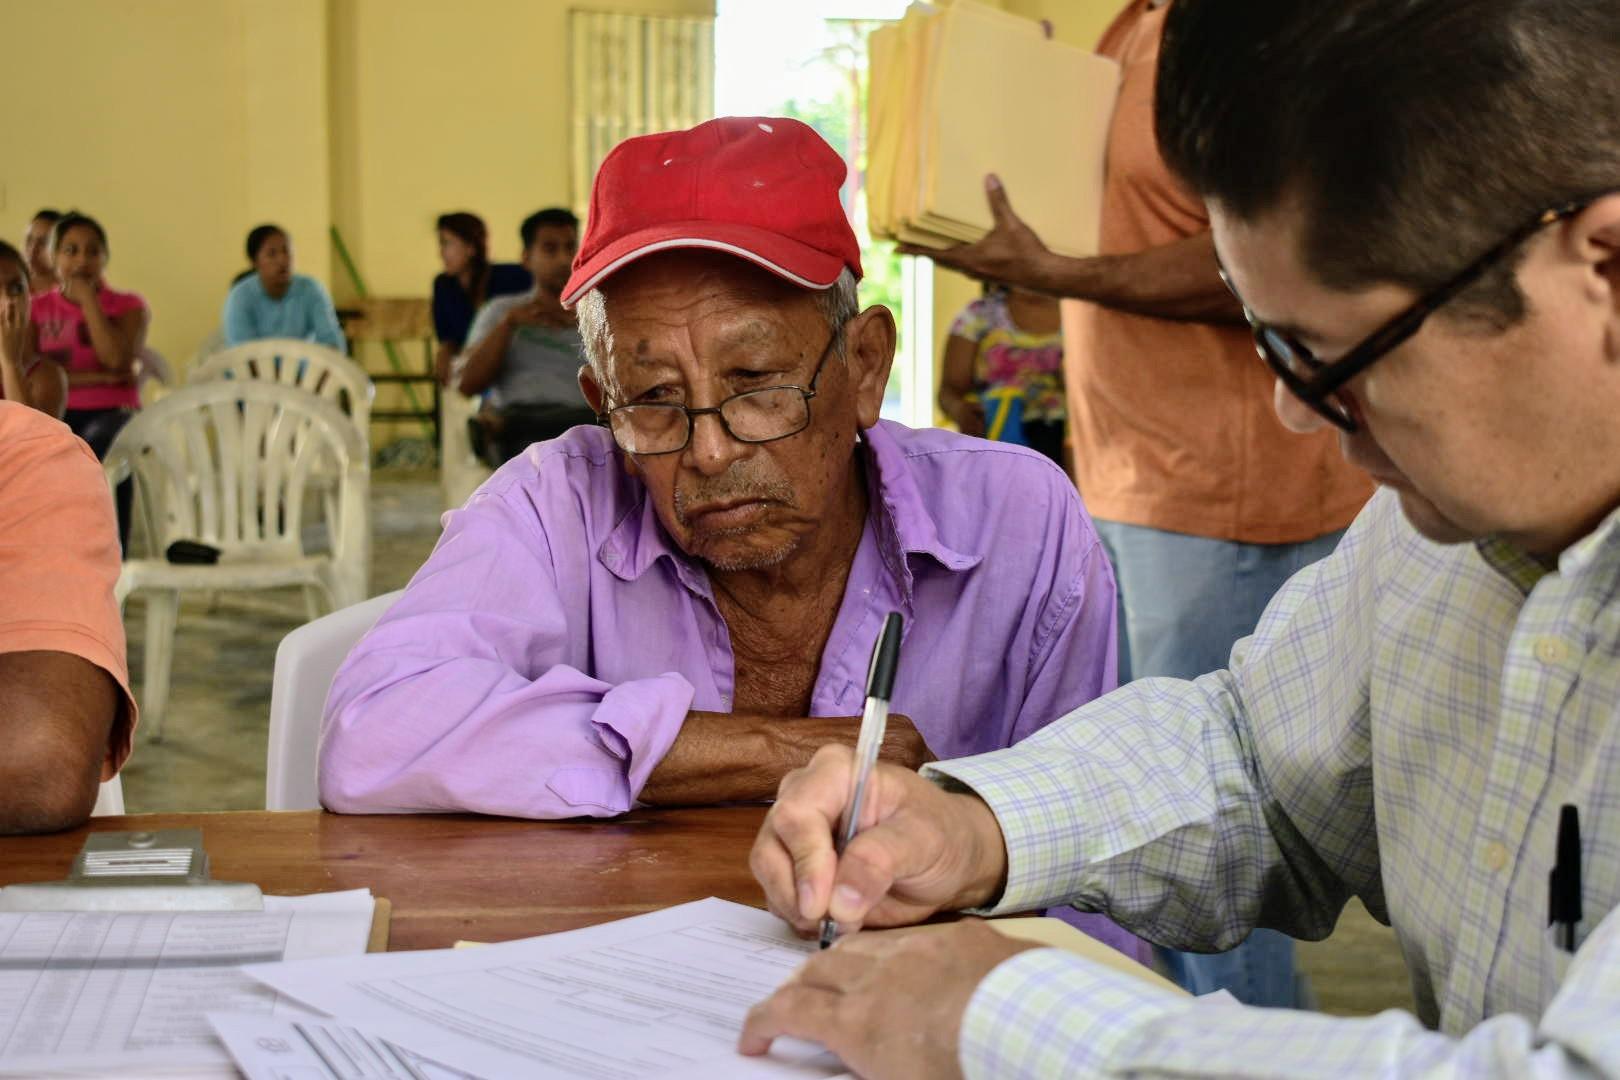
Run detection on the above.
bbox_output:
[3,0,713,377]
[330,0,714,305]
[2,0,330,371]
[5,0,1095,410]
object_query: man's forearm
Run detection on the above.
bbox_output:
[457,321,511,395]
[1033,233,1244,324]
[640,711,929,807]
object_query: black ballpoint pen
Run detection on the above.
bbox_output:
[1549,803,1582,953]
[820,612,904,950]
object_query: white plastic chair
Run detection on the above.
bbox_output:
[91,775,125,816]
[189,338,375,433]
[266,589,403,810]
[440,386,492,510]
[107,381,371,741]
[192,339,375,573]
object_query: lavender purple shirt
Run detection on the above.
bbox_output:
[321,419,1118,817]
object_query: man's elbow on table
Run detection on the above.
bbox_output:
[0,755,99,835]
[0,663,116,836]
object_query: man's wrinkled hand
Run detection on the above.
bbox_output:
[739,920,1039,1080]
[898,175,1056,293]
[879,713,935,770]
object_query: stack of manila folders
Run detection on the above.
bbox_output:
[867,0,1120,258]
[0,893,1180,1079]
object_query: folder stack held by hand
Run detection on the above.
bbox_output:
[867,1,1120,258]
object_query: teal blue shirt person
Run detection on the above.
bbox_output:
[222,224,346,351]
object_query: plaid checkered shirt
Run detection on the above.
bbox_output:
[928,488,1620,1077]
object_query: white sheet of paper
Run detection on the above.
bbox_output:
[210,1012,485,1080]
[0,890,374,1077]
[247,898,853,1080]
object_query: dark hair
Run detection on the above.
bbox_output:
[1157,0,1620,328]
[246,224,287,262]
[49,211,109,259]
[0,239,28,280]
[437,211,492,306]
[31,208,62,227]
[437,212,489,260]
[520,207,579,250]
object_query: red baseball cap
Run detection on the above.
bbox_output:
[560,116,863,309]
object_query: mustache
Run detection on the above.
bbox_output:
[673,469,794,525]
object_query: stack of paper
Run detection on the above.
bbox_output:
[866,1,1120,257]
[0,889,377,1078]
[223,897,1183,1080]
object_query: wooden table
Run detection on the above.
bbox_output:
[0,808,770,950]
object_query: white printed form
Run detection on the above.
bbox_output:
[0,890,373,1076]
[248,898,852,1080]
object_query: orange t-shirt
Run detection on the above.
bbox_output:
[1062,0,1373,544]
[0,401,137,770]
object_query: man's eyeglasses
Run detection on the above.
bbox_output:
[598,323,844,456]
[1221,197,1596,433]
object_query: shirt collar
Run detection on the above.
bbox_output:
[596,421,982,595]
[1474,501,1620,594]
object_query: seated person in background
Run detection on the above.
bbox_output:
[322,119,1129,946]
[32,212,149,551]
[0,241,67,416]
[22,208,61,295]
[455,207,593,465]
[431,211,531,385]
[222,224,346,351]
[938,282,1067,467]
[0,401,137,834]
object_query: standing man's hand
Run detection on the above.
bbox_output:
[739,920,1040,1080]
[899,175,1058,293]
[749,745,1008,938]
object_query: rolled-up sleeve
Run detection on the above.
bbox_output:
[318,479,694,818]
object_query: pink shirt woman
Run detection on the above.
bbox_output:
[29,213,149,413]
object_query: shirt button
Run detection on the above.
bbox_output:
[1533,636,1571,665]
[1482,841,1510,872]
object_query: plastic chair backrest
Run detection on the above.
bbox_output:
[105,380,367,560]
[267,589,403,810]
[190,338,375,436]
[91,775,125,817]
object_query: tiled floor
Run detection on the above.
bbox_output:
[118,469,1412,1018]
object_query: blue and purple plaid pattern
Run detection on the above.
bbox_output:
[929,489,1620,1076]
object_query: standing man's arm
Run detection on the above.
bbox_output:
[902,175,1243,324]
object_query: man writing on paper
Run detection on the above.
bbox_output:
[322,115,1133,957]
[0,402,137,833]
[909,0,1376,1004]
[742,0,1620,1075]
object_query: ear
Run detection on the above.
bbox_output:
[577,364,605,414]
[843,305,897,430]
[578,363,642,479]
[1569,194,1620,364]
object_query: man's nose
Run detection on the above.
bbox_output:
[683,409,751,477]
[1272,378,1327,435]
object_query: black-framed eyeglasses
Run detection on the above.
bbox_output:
[597,322,845,456]
[1220,196,1597,433]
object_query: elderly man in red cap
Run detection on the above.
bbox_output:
[319,117,1131,952]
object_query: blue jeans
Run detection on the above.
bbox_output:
[1092,518,1344,1007]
